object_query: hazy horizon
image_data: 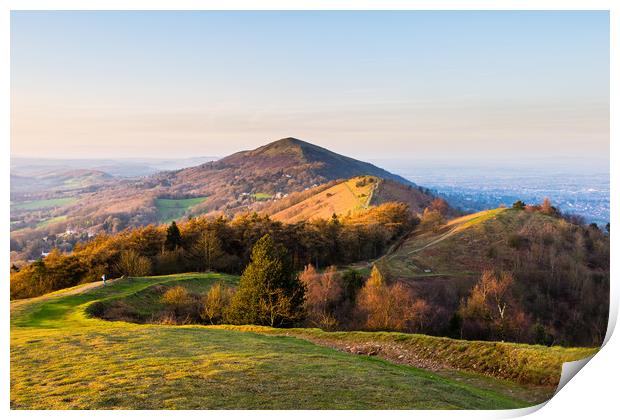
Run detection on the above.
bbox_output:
[11,11,609,163]
[10,150,610,175]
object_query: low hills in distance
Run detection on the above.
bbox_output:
[10,138,439,261]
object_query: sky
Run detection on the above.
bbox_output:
[11,11,609,165]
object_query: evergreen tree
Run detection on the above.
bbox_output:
[227,234,305,327]
[165,221,182,250]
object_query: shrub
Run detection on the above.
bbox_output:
[420,208,444,231]
[356,266,429,331]
[507,234,529,250]
[201,283,234,324]
[161,286,194,316]
[540,198,555,215]
[116,249,151,277]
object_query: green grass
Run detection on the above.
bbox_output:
[252,192,273,201]
[36,215,68,228]
[11,273,540,410]
[100,273,597,384]
[103,277,593,387]
[154,197,208,223]
[12,197,77,210]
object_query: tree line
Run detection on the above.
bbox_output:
[10,202,416,299]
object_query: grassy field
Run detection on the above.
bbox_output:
[272,176,377,223]
[154,197,208,223]
[36,215,69,228]
[9,273,563,410]
[96,275,596,388]
[11,197,77,211]
[252,192,273,201]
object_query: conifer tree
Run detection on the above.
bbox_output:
[228,234,305,326]
[165,221,182,250]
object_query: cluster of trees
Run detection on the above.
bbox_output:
[121,235,307,327]
[10,202,416,299]
[298,265,430,332]
[118,236,431,334]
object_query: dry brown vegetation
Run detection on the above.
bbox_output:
[357,266,430,331]
[270,176,377,223]
[378,206,609,346]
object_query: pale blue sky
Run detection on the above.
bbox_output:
[11,11,609,163]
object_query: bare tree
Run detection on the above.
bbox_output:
[116,249,151,277]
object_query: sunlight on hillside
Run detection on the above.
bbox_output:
[272,176,378,223]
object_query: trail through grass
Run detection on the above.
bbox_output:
[11,273,538,410]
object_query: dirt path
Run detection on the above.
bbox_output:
[406,225,460,255]
[10,279,119,313]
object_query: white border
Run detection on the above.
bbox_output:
[2,2,616,419]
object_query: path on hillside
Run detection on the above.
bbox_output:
[342,180,370,209]
[10,279,117,313]
[405,225,461,255]
[403,209,506,256]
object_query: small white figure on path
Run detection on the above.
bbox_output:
[102,274,106,286]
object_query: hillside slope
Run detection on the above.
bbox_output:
[13,138,422,234]
[269,176,436,223]
[377,208,610,346]
[270,176,377,222]
[219,137,414,186]
[12,273,599,409]
[10,274,544,409]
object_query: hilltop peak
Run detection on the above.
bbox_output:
[217,137,415,187]
[252,137,326,157]
[271,137,305,144]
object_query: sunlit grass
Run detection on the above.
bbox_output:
[12,197,77,210]
[11,273,538,409]
[251,192,273,201]
[36,215,69,228]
